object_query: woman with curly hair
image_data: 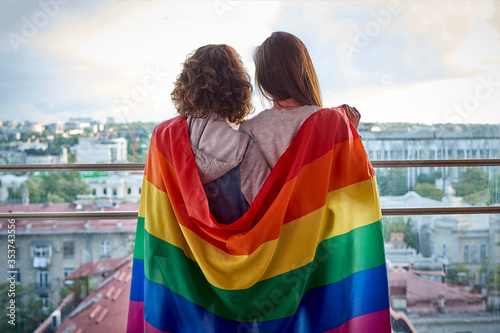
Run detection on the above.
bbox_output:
[169,44,268,224]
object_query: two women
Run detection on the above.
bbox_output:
[127,32,390,333]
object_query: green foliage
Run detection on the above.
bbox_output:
[376,168,408,196]
[488,265,500,292]
[0,283,47,332]
[382,216,419,250]
[68,153,76,164]
[453,168,488,197]
[463,188,489,205]
[414,183,445,201]
[453,182,476,197]
[7,187,22,200]
[446,262,470,282]
[417,173,434,184]
[25,172,91,203]
[453,168,490,205]
[50,134,78,150]
[489,173,500,205]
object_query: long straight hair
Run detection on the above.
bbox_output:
[254,31,322,108]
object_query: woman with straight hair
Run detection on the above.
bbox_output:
[238,31,361,201]
[235,31,392,332]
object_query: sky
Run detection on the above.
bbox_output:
[0,0,499,125]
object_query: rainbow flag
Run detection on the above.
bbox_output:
[127,107,391,333]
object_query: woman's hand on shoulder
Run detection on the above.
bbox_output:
[341,104,361,129]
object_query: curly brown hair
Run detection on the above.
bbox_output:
[171,44,253,124]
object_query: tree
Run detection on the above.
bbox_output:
[489,173,500,205]
[414,183,445,201]
[446,262,470,283]
[453,168,488,197]
[417,173,434,184]
[487,264,500,291]
[376,168,408,196]
[382,216,419,250]
[0,283,47,332]
[452,168,489,205]
[7,187,22,201]
[25,172,91,203]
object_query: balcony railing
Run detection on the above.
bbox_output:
[1,159,500,220]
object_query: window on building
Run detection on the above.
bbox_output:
[8,269,21,284]
[464,245,469,263]
[112,188,117,196]
[37,270,49,288]
[33,245,51,257]
[100,240,111,258]
[139,187,142,194]
[40,295,50,312]
[110,147,117,162]
[63,241,74,258]
[93,189,96,195]
[103,188,107,195]
[442,244,447,259]
[471,245,477,263]
[127,187,132,195]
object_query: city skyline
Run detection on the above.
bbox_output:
[0,1,499,125]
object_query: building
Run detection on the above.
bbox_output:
[388,268,499,333]
[434,214,500,285]
[0,203,137,310]
[75,138,128,164]
[81,171,143,203]
[381,190,500,286]
[0,173,29,204]
[25,148,67,165]
[359,124,500,188]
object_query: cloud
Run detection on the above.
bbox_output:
[0,1,282,123]
[330,73,500,124]
[0,1,499,124]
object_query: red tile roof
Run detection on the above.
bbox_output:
[0,203,138,232]
[388,269,487,313]
[57,257,133,333]
[65,256,130,280]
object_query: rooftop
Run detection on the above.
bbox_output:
[57,256,132,333]
[0,202,138,233]
[388,268,486,314]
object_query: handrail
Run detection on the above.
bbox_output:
[1,206,499,221]
[1,159,500,173]
[1,159,499,220]
[371,159,500,168]
[0,163,145,172]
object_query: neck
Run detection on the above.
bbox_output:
[273,98,304,110]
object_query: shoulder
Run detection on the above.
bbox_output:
[306,106,349,124]
[152,116,186,137]
[239,108,273,132]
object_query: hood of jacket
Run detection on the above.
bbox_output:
[187,113,249,185]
